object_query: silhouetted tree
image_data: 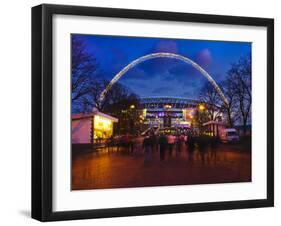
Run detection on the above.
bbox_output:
[76,78,108,112]
[102,84,142,135]
[71,36,140,115]
[220,79,239,128]
[226,54,252,134]
[71,36,99,112]
[192,107,210,136]
[199,82,222,121]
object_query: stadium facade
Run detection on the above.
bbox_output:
[139,96,201,128]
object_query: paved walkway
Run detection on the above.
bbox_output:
[72,143,251,190]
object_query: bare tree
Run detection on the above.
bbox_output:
[220,79,239,128]
[71,36,98,103]
[227,54,252,134]
[199,82,222,121]
[79,79,108,112]
[192,108,211,135]
[76,77,141,117]
[101,84,141,135]
[102,83,139,113]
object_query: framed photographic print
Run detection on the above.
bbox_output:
[32,4,274,221]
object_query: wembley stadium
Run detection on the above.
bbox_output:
[139,96,201,128]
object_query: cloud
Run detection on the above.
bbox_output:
[152,86,174,94]
[128,40,179,75]
[181,89,199,98]
[108,46,214,98]
[154,40,178,53]
[122,79,150,89]
[130,57,177,79]
[121,67,149,81]
[195,49,212,68]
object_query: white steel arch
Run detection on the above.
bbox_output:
[99,52,228,106]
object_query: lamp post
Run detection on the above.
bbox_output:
[195,103,206,136]
[198,103,205,111]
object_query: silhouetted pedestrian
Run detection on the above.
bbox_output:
[108,135,114,153]
[188,134,195,150]
[150,131,158,152]
[158,134,168,160]
[143,136,153,164]
[187,134,196,163]
[167,134,175,154]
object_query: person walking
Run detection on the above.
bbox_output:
[167,134,175,155]
[187,132,195,163]
[143,135,153,164]
[158,133,168,160]
[107,135,115,153]
[150,131,158,152]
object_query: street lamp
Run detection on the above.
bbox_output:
[198,103,205,111]
[130,104,135,109]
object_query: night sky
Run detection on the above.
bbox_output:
[73,34,251,99]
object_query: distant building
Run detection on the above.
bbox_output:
[139,96,201,128]
[203,120,226,137]
[72,110,118,144]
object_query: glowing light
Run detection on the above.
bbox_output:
[130,105,135,109]
[198,104,205,111]
[180,121,191,125]
[99,52,229,107]
[164,104,172,109]
[94,115,113,132]
[143,109,147,117]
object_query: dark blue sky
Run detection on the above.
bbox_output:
[73,34,251,99]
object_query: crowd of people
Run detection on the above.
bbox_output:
[142,130,192,162]
[105,128,219,164]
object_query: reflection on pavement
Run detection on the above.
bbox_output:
[72,142,251,190]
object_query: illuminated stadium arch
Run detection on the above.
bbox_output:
[99,52,229,106]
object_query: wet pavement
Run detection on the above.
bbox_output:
[72,142,251,190]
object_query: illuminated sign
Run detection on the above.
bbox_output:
[94,115,113,132]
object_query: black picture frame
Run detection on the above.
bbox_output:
[32,4,274,222]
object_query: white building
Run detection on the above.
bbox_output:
[72,111,118,144]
